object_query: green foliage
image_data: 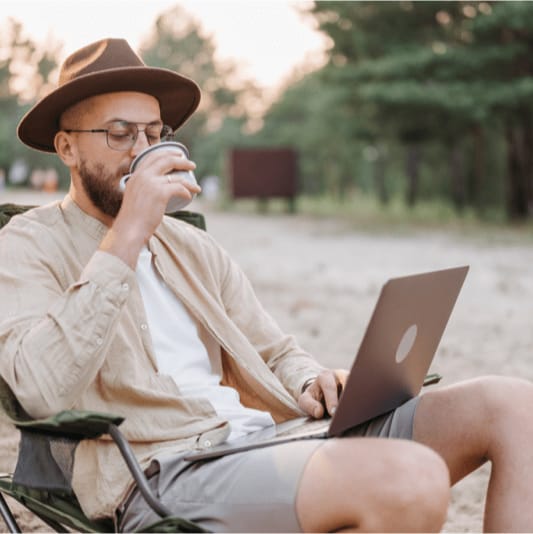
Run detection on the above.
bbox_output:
[0,19,67,187]
[139,5,249,167]
[252,0,533,220]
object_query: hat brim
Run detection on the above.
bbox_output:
[17,66,201,152]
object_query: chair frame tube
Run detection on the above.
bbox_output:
[0,493,21,533]
[107,424,172,519]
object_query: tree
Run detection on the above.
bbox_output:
[0,19,63,185]
[308,2,487,210]
[139,5,252,180]
[467,2,533,219]
[306,1,533,219]
[255,69,366,199]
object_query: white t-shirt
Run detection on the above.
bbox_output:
[135,247,274,441]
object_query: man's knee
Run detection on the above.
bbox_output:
[464,375,533,426]
[296,438,450,532]
[360,441,450,532]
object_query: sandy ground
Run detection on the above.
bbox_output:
[1,189,533,532]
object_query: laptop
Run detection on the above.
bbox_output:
[184,265,469,462]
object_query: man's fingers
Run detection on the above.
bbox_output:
[166,173,202,194]
[298,370,346,419]
[316,371,341,416]
[298,388,325,419]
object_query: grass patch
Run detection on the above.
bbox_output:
[219,192,533,244]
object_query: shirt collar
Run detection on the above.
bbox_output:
[60,194,109,241]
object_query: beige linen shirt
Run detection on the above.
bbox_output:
[0,196,325,519]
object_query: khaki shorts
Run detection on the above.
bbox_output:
[119,396,419,533]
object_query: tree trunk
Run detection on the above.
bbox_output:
[405,144,420,208]
[505,124,530,220]
[450,140,466,213]
[524,119,533,216]
[338,170,352,203]
[374,147,389,206]
[471,125,485,214]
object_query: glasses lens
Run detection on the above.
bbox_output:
[144,124,166,146]
[107,122,137,150]
[105,122,173,150]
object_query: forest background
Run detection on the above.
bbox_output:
[2,1,533,224]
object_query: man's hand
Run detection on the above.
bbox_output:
[118,149,200,240]
[100,149,200,269]
[298,369,349,419]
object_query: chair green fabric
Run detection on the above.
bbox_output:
[0,202,207,533]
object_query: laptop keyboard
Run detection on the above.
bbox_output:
[275,417,330,437]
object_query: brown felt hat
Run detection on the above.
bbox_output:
[17,38,201,152]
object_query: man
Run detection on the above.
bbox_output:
[1,38,533,533]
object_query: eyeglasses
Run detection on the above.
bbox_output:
[64,121,174,151]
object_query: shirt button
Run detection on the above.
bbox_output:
[203,440,212,448]
[96,337,103,346]
[122,283,129,291]
[140,323,148,330]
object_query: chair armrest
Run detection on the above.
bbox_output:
[0,375,123,439]
[167,210,206,231]
[0,204,36,229]
[14,410,124,440]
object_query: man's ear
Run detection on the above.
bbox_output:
[54,131,78,166]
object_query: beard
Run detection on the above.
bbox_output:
[78,159,126,218]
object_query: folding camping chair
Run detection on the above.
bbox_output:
[0,202,207,533]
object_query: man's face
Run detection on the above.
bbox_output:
[61,91,162,218]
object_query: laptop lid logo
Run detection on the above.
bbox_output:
[395,324,418,363]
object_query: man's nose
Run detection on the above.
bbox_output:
[130,130,151,156]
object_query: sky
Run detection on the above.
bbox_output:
[1,0,329,90]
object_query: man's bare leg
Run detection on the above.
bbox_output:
[413,375,533,532]
[295,437,450,532]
